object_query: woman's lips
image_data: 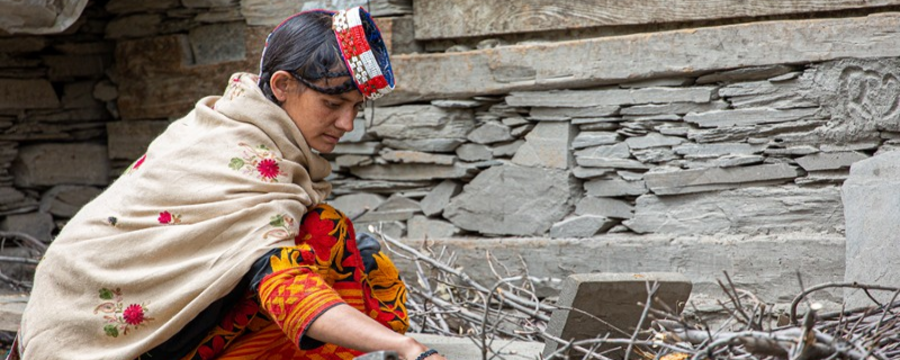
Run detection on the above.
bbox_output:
[323,134,341,144]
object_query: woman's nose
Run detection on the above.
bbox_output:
[336,111,355,132]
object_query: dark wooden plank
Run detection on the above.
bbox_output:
[415,0,900,39]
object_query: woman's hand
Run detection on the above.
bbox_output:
[395,336,448,360]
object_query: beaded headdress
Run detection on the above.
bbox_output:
[259,7,395,101]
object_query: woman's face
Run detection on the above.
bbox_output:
[271,71,364,153]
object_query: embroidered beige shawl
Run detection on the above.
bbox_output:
[19,72,332,360]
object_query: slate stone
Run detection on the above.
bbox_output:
[0,187,38,215]
[356,194,421,223]
[543,273,691,359]
[105,14,163,39]
[106,120,169,160]
[467,121,514,144]
[188,23,246,65]
[491,140,524,158]
[796,151,869,171]
[355,221,406,240]
[420,180,461,217]
[408,215,461,240]
[572,167,613,179]
[764,146,819,156]
[242,0,412,26]
[501,117,530,127]
[578,122,619,131]
[195,8,243,23]
[330,179,433,195]
[106,0,180,14]
[574,197,634,219]
[13,143,109,187]
[335,155,372,168]
[0,37,47,53]
[182,0,239,7]
[455,143,492,162]
[370,105,475,151]
[61,81,100,109]
[350,163,474,181]
[507,87,716,108]
[696,64,795,84]
[685,107,819,128]
[620,100,728,116]
[529,105,618,120]
[444,165,577,236]
[510,123,535,138]
[625,185,843,235]
[632,148,678,163]
[624,132,684,150]
[620,77,692,88]
[39,185,103,218]
[686,120,824,144]
[549,215,615,238]
[332,142,381,155]
[93,80,118,102]
[710,154,766,168]
[0,212,54,243]
[381,150,455,165]
[584,179,647,197]
[820,142,880,153]
[431,99,483,108]
[511,122,574,169]
[673,143,766,157]
[576,157,648,170]
[572,131,620,149]
[0,79,59,110]
[644,163,800,195]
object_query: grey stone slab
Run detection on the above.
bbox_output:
[407,215,462,240]
[507,87,716,108]
[106,120,170,161]
[620,77,692,88]
[351,163,474,181]
[711,154,766,168]
[543,273,691,359]
[656,125,691,137]
[106,0,180,13]
[444,165,577,236]
[455,143,492,162]
[0,212,54,243]
[549,215,615,238]
[623,132,684,150]
[335,155,372,168]
[632,148,678,163]
[624,185,843,235]
[182,0,238,7]
[796,151,868,171]
[13,143,109,187]
[467,121,514,144]
[337,118,368,143]
[842,151,900,307]
[795,170,851,185]
[39,185,102,218]
[673,143,766,157]
[0,187,37,215]
[686,120,825,144]
[330,193,386,220]
[572,117,623,125]
[330,179,433,195]
[188,23,246,64]
[820,142,881,153]
[332,142,382,155]
[356,194,421,223]
[491,140,524,158]
[572,167,614,179]
[370,105,475,150]
[381,150,455,165]
[501,116,530,127]
[584,179,647,197]
[578,122,619,131]
[644,163,800,195]
[420,180,461,217]
[61,81,101,109]
[431,99,484,108]
[764,145,819,156]
[621,100,728,116]
[356,220,406,240]
[697,65,795,84]
[576,157,648,170]
[510,123,534,138]
[685,107,820,128]
[93,80,118,102]
[529,105,619,120]
[242,0,411,25]
[770,72,803,82]
[511,122,575,169]
[575,196,634,219]
[105,14,162,39]
[0,79,59,110]
[382,139,464,153]
[572,131,620,149]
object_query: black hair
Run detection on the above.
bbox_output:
[257,11,357,104]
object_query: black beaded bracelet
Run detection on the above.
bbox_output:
[414,349,439,360]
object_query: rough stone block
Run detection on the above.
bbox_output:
[842,151,900,307]
[330,179,432,196]
[373,16,422,55]
[455,143,492,162]
[356,194,421,223]
[696,64,795,84]
[549,215,615,238]
[444,165,577,236]
[625,185,843,235]
[335,155,371,168]
[0,212,54,243]
[491,140,523,157]
[0,79,59,109]
[620,100,728,116]
[188,22,246,65]
[507,87,716,108]
[584,179,647,197]
[685,107,819,128]
[467,121,513,144]
[370,105,475,151]
[673,143,766,157]
[624,132,684,150]
[43,54,110,81]
[407,215,461,240]
[542,272,691,359]
[241,0,411,26]
[575,197,634,219]
[644,163,799,195]
[381,150,455,165]
[107,120,170,160]
[39,185,102,218]
[420,180,461,217]
[350,163,474,181]
[105,14,163,39]
[796,151,868,171]
[511,122,575,169]
[332,142,381,155]
[330,193,386,220]
[107,0,180,14]
[13,143,109,187]
[572,131,620,149]
[529,105,618,120]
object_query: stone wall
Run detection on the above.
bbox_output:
[3,1,899,302]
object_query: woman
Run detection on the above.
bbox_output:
[14,7,445,360]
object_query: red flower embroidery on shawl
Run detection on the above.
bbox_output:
[133,154,146,171]
[257,159,281,180]
[123,304,145,325]
[158,211,181,225]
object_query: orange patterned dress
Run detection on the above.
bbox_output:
[139,204,409,359]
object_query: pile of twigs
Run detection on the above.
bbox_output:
[379,231,900,360]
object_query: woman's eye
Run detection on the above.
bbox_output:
[324,101,340,109]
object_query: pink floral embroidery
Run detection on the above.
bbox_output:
[225,74,245,100]
[158,211,181,225]
[263,214,296,240]
[95,287,154,338]
[229,143,287,182]
[124,154,147,175]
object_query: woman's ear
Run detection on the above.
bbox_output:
[269,70,294,102]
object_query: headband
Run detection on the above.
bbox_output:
[258,7,395,101]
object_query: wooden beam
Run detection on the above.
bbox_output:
[414,0,900,40]
[379,13,900,106]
